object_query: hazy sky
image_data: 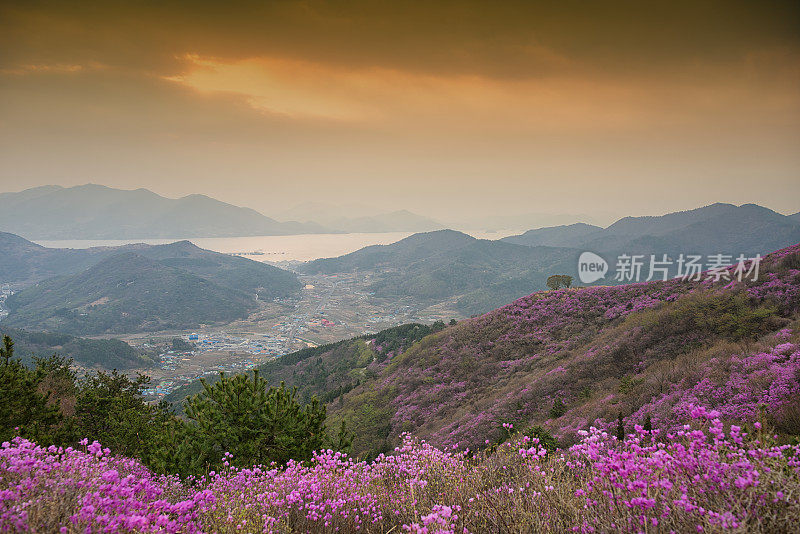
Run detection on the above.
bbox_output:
[1,1,799,222]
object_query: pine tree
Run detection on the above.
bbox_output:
[73,370,175,465]
[183,371,327,470]
[0,336,61,443]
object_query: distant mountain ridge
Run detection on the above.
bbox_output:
[302,230,478,273]
[301,203,800,315]
[0,231,301,295]
[0,232,111,285]
[500,223,601,248]
[0,184,331,239]
[502,203,800,256]
[277,202,444,233]
[3,252,257,335]
[121,240,300,299]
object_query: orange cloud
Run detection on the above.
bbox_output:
[165,51,799,136]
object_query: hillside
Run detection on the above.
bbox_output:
[300,206,800,316]
[277,203,443,233]
[301,230,576,314]
[0,232,109,284]
[302,230,478,273]
[326,242,800,456]
[0,232,302,299]
[0,326,146,368]
[125,240,301,299]
[0,184,330,239]
[224,243,800,457]
[501,222,601,248]
[164,322,446,409]
[503,203,800,256]
[3,252,258,334]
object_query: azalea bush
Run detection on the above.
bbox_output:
[2,410,798,533]
[627,333,800,434]
[0,438,211,532]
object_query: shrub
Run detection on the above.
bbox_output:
[780,251,800,271]
[634,291,781,342]
[549,398,567,419]
[521,425,559,452]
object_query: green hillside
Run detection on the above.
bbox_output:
[302,230,576,314]
[0,327,147,368]
[4,252,258,335]
[0,232,302,299]
[0,231,110,284]
[132,240,301,299]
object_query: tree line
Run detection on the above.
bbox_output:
[0,335,351,477]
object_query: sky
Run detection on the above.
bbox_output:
[1,0,799,224]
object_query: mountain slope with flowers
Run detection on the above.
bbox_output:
[326,243,800,456]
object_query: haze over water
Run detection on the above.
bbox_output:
[34,230,520,263]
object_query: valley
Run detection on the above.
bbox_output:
[118,271,461,400]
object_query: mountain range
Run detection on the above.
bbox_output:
[301,203,800,315]
[1,233,301,335]
[0,185,445,239]
[325,210,443,233]
[0,185,328,239]
[277,202,444,233]
[502,203,800,255]
[300,230,575,314]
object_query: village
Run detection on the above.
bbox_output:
[136,272,456,400]
[0,284,12,321]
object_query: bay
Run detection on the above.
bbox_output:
[34,230,518,262]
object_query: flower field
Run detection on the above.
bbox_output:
[2,408,799,533]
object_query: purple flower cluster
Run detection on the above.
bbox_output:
[0,438,213,532]
[628,333,800,429]
[2,410,799,532]
[567,408,800,532]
